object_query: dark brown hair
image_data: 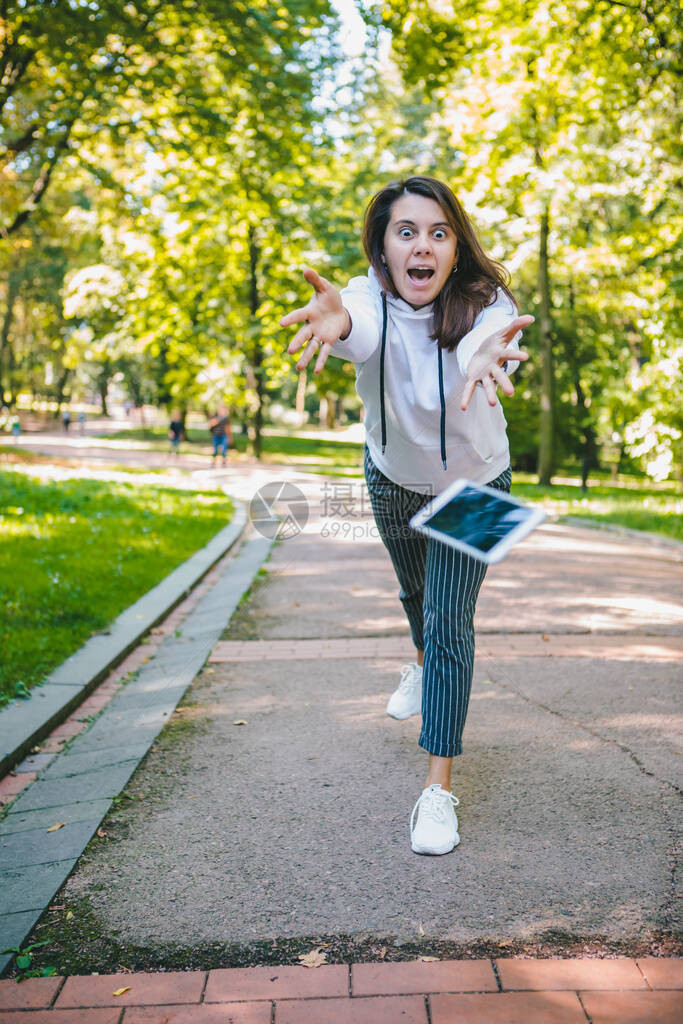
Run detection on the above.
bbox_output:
[362,176,516,351]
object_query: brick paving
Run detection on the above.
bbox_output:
[209,633,683,663]
[0,958,681,1021]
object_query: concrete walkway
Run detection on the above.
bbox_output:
[0,448,681,1020]
[40,481,681,947]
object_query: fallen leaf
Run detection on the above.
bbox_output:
[379,946,387,959]
[47,822,66,833]
[97,828,107,838]
[418,923,424,936]
[418,955,439,962]
[298,948,328,968]
[118,965,133,973]
[66,910,74,921]
[113,987,131,997]
[542,634,550,642]
[233,719,248,726]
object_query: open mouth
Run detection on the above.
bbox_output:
[407,268,434,282]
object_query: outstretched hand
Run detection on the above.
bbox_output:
[460,315,534,411]
[280,267,351,374]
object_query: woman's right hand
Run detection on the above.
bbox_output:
[280,267,351,374]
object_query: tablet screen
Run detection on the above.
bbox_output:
[423,486,535,554]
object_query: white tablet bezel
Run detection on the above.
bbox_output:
[409,478,545,564]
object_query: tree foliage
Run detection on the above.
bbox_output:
[1,0,679,479]
[380,0,681,481]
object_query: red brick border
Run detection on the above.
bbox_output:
[0,958,681,1022]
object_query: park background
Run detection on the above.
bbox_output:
[0,1,681,707]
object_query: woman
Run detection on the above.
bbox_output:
[281,176,532,855]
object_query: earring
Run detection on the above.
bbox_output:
[451,262,458,274]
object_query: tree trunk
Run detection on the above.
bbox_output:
[249,226,263,460]
[536,206,554,485]
[96,360,111,416]
[326,395,339,429]
[54,366,71,416]
[295,370,306,416]
[0,273,19,403]
[566,281,599,491]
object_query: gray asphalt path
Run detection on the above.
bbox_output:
[55,476,682,949]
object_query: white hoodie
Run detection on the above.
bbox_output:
[333,268,521,495]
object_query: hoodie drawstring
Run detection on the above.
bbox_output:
[437,345,447,470]
[379,292,388,454]
[378,292,447,471]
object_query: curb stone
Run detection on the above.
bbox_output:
[0,527,273,975]
[0,502,248,779]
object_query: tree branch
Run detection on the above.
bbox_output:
[1,117,75,238]
[0,48,34,113]
[0,122,39,160]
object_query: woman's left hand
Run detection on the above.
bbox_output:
[460,315,534,411]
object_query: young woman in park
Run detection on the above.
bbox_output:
[281,176,533,856]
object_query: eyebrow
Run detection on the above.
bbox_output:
[393,219,451,229]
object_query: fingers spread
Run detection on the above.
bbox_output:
[288,323,314,355]
[460,380,477,411]
[504,345,529,361]
[280,305,309,329]
[482,375,498,406]
[314,342,331,374]
[296,335,321,371]
[491,364,513,395]
[302,266,328,293]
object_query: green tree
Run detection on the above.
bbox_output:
[380,0,681,482]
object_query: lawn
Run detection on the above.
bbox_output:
[511,475,682,541]
[76,427,683,539]
[0,469,234,706]
[96,426,365,469]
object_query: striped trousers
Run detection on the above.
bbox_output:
[364,446,512,758]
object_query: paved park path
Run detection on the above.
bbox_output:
[42,469,681,949]
[1,431,681,1021]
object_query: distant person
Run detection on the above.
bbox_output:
[78,411,86,434]
[124,399,133,417]
[11,418,20,440]
[61,409,71,432]
[168,408,184,456]
[208,404,233,466]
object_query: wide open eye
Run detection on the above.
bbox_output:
[433,228,448,240]
[399,227,413,239]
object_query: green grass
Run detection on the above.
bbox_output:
[95,427,682,539]
[511,475,682,541]
[0,470,234,705]
[96,427,365,469]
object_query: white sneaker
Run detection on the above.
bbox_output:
[410,784,460,855]
[386,663,422,719]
